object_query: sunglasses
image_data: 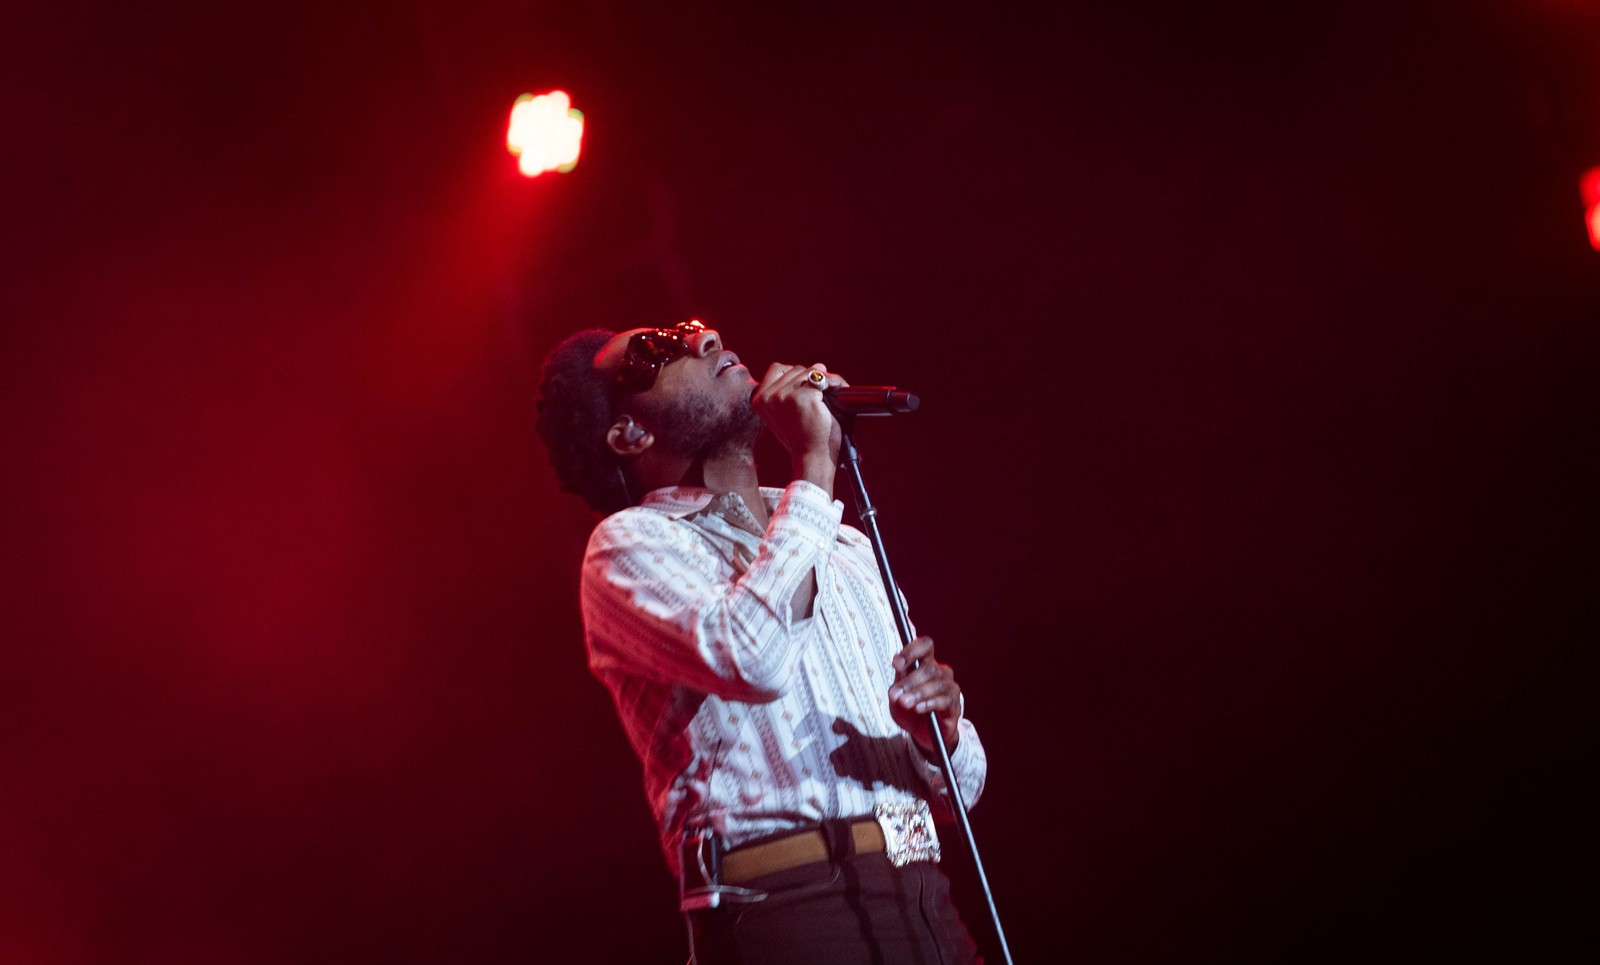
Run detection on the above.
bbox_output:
[614,319,707,394]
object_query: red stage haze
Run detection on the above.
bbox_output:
[1581,165,1600,249]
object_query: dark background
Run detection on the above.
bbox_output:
[3,1,1594,962]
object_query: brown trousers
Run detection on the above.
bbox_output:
[686,843,981,965]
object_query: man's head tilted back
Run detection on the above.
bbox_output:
[534,320,760,514]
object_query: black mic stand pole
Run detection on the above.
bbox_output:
[835,420,1016,965]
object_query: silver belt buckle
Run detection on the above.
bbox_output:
[873,800,940,867]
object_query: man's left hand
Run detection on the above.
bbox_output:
[888,636,962,755]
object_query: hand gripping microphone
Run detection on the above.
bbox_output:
[822,386,920,416]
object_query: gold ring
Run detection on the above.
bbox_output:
[807,369,827,389]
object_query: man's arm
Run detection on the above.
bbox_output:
[582,480,842,702]
[891,635,988,808]
[750,361,845,623]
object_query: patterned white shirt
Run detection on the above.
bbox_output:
[580,479,986,872]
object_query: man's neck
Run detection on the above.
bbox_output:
[636,446,769,529]
[698,448,768,529]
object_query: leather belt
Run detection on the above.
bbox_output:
[721,819,886,884]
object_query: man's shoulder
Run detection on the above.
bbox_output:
[588,503,681,543]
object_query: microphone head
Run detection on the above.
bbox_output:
[888,391,919,413]
[823,386,920,416]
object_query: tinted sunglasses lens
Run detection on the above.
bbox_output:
[618,329,688,392]
[636,329,686,362]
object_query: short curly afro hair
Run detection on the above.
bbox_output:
[534,328,631,514]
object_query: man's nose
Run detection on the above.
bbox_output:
[690,328,721,357]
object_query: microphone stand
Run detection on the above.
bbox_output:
[836,419,1016,965]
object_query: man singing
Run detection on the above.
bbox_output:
[535,319,986,964]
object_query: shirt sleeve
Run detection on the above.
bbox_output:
[581,481,844,702]
[910,714,987,811]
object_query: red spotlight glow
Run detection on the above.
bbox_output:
[507,91,585,177]
[1581,166,1600,251]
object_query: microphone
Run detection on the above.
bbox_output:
[823,386,920,416]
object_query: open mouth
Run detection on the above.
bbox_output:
[716,354,742,376]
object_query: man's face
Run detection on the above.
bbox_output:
[594,323,762,458]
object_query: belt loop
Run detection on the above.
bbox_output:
[819,817,856,862]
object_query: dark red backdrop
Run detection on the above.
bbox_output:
[3,1,1594,962]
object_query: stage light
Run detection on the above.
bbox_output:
[507,91,584,177]
[1581,165,1600,251]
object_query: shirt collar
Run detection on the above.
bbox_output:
[640,485,783,521]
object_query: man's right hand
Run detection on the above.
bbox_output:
[751,363,848,494]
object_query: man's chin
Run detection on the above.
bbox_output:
[653,398,764,462]
[705,414,764,461]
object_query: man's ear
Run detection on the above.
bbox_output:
[605,415,653,457]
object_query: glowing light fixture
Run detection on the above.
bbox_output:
[507,91,584,177]
[1582,165,1600,251]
